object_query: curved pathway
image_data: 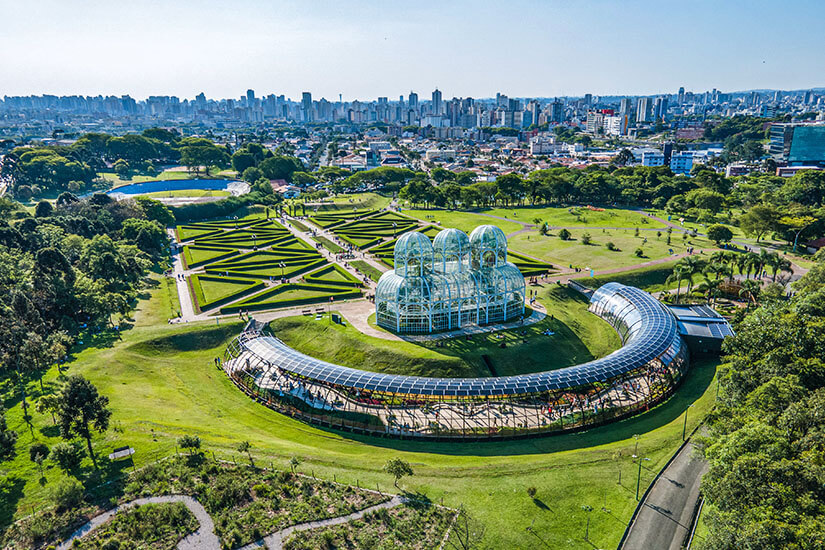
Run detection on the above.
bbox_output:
[58,494,219,550]
[238,495,404,550]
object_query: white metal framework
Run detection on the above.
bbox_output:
[375,226,526,333]
[223,283,703,440]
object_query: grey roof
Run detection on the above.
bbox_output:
[241,282,685,397]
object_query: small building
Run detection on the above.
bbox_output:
[641,151,665,167]
[667,304,734,355]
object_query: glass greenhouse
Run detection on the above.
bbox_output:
[224,282,705,440]
[375,226,526,333]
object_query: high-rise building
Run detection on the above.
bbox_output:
[246,89,255,103]
[432,89,443,115]
[619,97,632,116]
[549,99,564,123]
[636,97,650,123]
[301,92,312,122]
[408,91,418,111]
[654,96,668,121]
[677,87,685,105]
[584,93,593,105]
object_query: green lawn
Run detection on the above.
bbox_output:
[508,228,717,271]
[313,235,343,253]
[480,205,667,229]
[306,193,391,212]
[349,260,385,282]
[273,286,619,378]
[400,209,523,236]
[0,274,721,550]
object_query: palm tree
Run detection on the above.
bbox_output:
[744,252,761,279]
[739,279,760,310]
[678,256,706,298]
[667,265,690,304]
[757,249,773,280]
[697,276,723,305]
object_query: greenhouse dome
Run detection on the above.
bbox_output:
[375,226,525,333]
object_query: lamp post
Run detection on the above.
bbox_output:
[682,403,693,441]
[635,456,650,501]
[279,262,285,280]
[252,233,257,250]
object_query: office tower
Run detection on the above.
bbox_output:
[619,97,632,116]
[654,96,668,121]
[677,87,685,105]
[549,98,564,123]
[636,97,650,123]
[773,90,782,103]
[408,91,418,111]
[584,93,593,105]
[432,88,443,115]
[246,89,255,103]
[301,92,312,122]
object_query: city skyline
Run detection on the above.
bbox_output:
[2,0,825,100]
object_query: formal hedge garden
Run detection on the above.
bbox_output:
[220,283,362,314]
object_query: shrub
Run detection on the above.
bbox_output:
[50,441,85,472]
[581,232,592,245]
[635,247,645,257]
[526,486,537,498]
[606,241,618,251]
[29,442,49,462]
[50,477,84,510]
[558,228,571,241]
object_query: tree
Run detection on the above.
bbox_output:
[179,139,229,175]
[37,394,60,424]
[30,442,49,477]
[56,375,111,467]
[259,155,304,182]
[383,457,413,488]
[581,232,592,245]
[739,205,779,242]
[50,441,85,472]
[241,166,265,184]
[135,196,175,227]
[0,405,18,460]
[447,506,486,550]
[34,200,53,218]
[289,455,301,473]
[613,148,634,166]
[113,158,131,179]
[581,504,594,540]
[558,228,571,240]
[237,440,253,465]
[706,224,733,245]
[178,434,201,456]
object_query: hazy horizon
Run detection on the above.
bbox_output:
[2,0,825,101]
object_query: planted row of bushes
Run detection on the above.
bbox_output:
[220,283,362,314]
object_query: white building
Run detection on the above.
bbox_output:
[670,152,694,176]
[604,115,628,136]
[641,151,665,166]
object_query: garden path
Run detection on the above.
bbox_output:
[238,495,404,550]
[57,494,219,550]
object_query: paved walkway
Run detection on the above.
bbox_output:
[58,495,219,550]
[168,229,196,320]
[620,440,708,550]
[238,495,404,550]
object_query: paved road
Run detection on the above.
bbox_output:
[168,229,196,320]
[620,440,707,550]
[58,495,220,550]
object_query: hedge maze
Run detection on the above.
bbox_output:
[176,217,363,314]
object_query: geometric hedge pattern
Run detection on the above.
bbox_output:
[176,217,362,314]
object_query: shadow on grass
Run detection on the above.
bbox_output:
[0,477,26,531]
[312,358,718,457]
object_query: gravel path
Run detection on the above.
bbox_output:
[238,495,404,550]
[57,494,219,550]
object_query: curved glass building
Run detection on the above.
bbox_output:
[375,226,526,333]
[224,282,693,440]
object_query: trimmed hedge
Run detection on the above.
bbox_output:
[304,264,362,288]
[189,274,265,313]
[182,246,239,269]
[220,283,362,314]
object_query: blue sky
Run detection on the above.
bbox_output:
[1,0,824,100]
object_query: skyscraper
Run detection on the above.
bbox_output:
[408,91,418,111]
[653,96,668,121]
[432,89,442,115]
[301,92,312,122]
[619,97,632,116]
[549,99,564,123]
[247,89,255,103]
[677,87,685,105]
[636,97,650,123]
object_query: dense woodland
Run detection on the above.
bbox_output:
[700,249,825,549]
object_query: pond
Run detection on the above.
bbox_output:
[105,178,250,198]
